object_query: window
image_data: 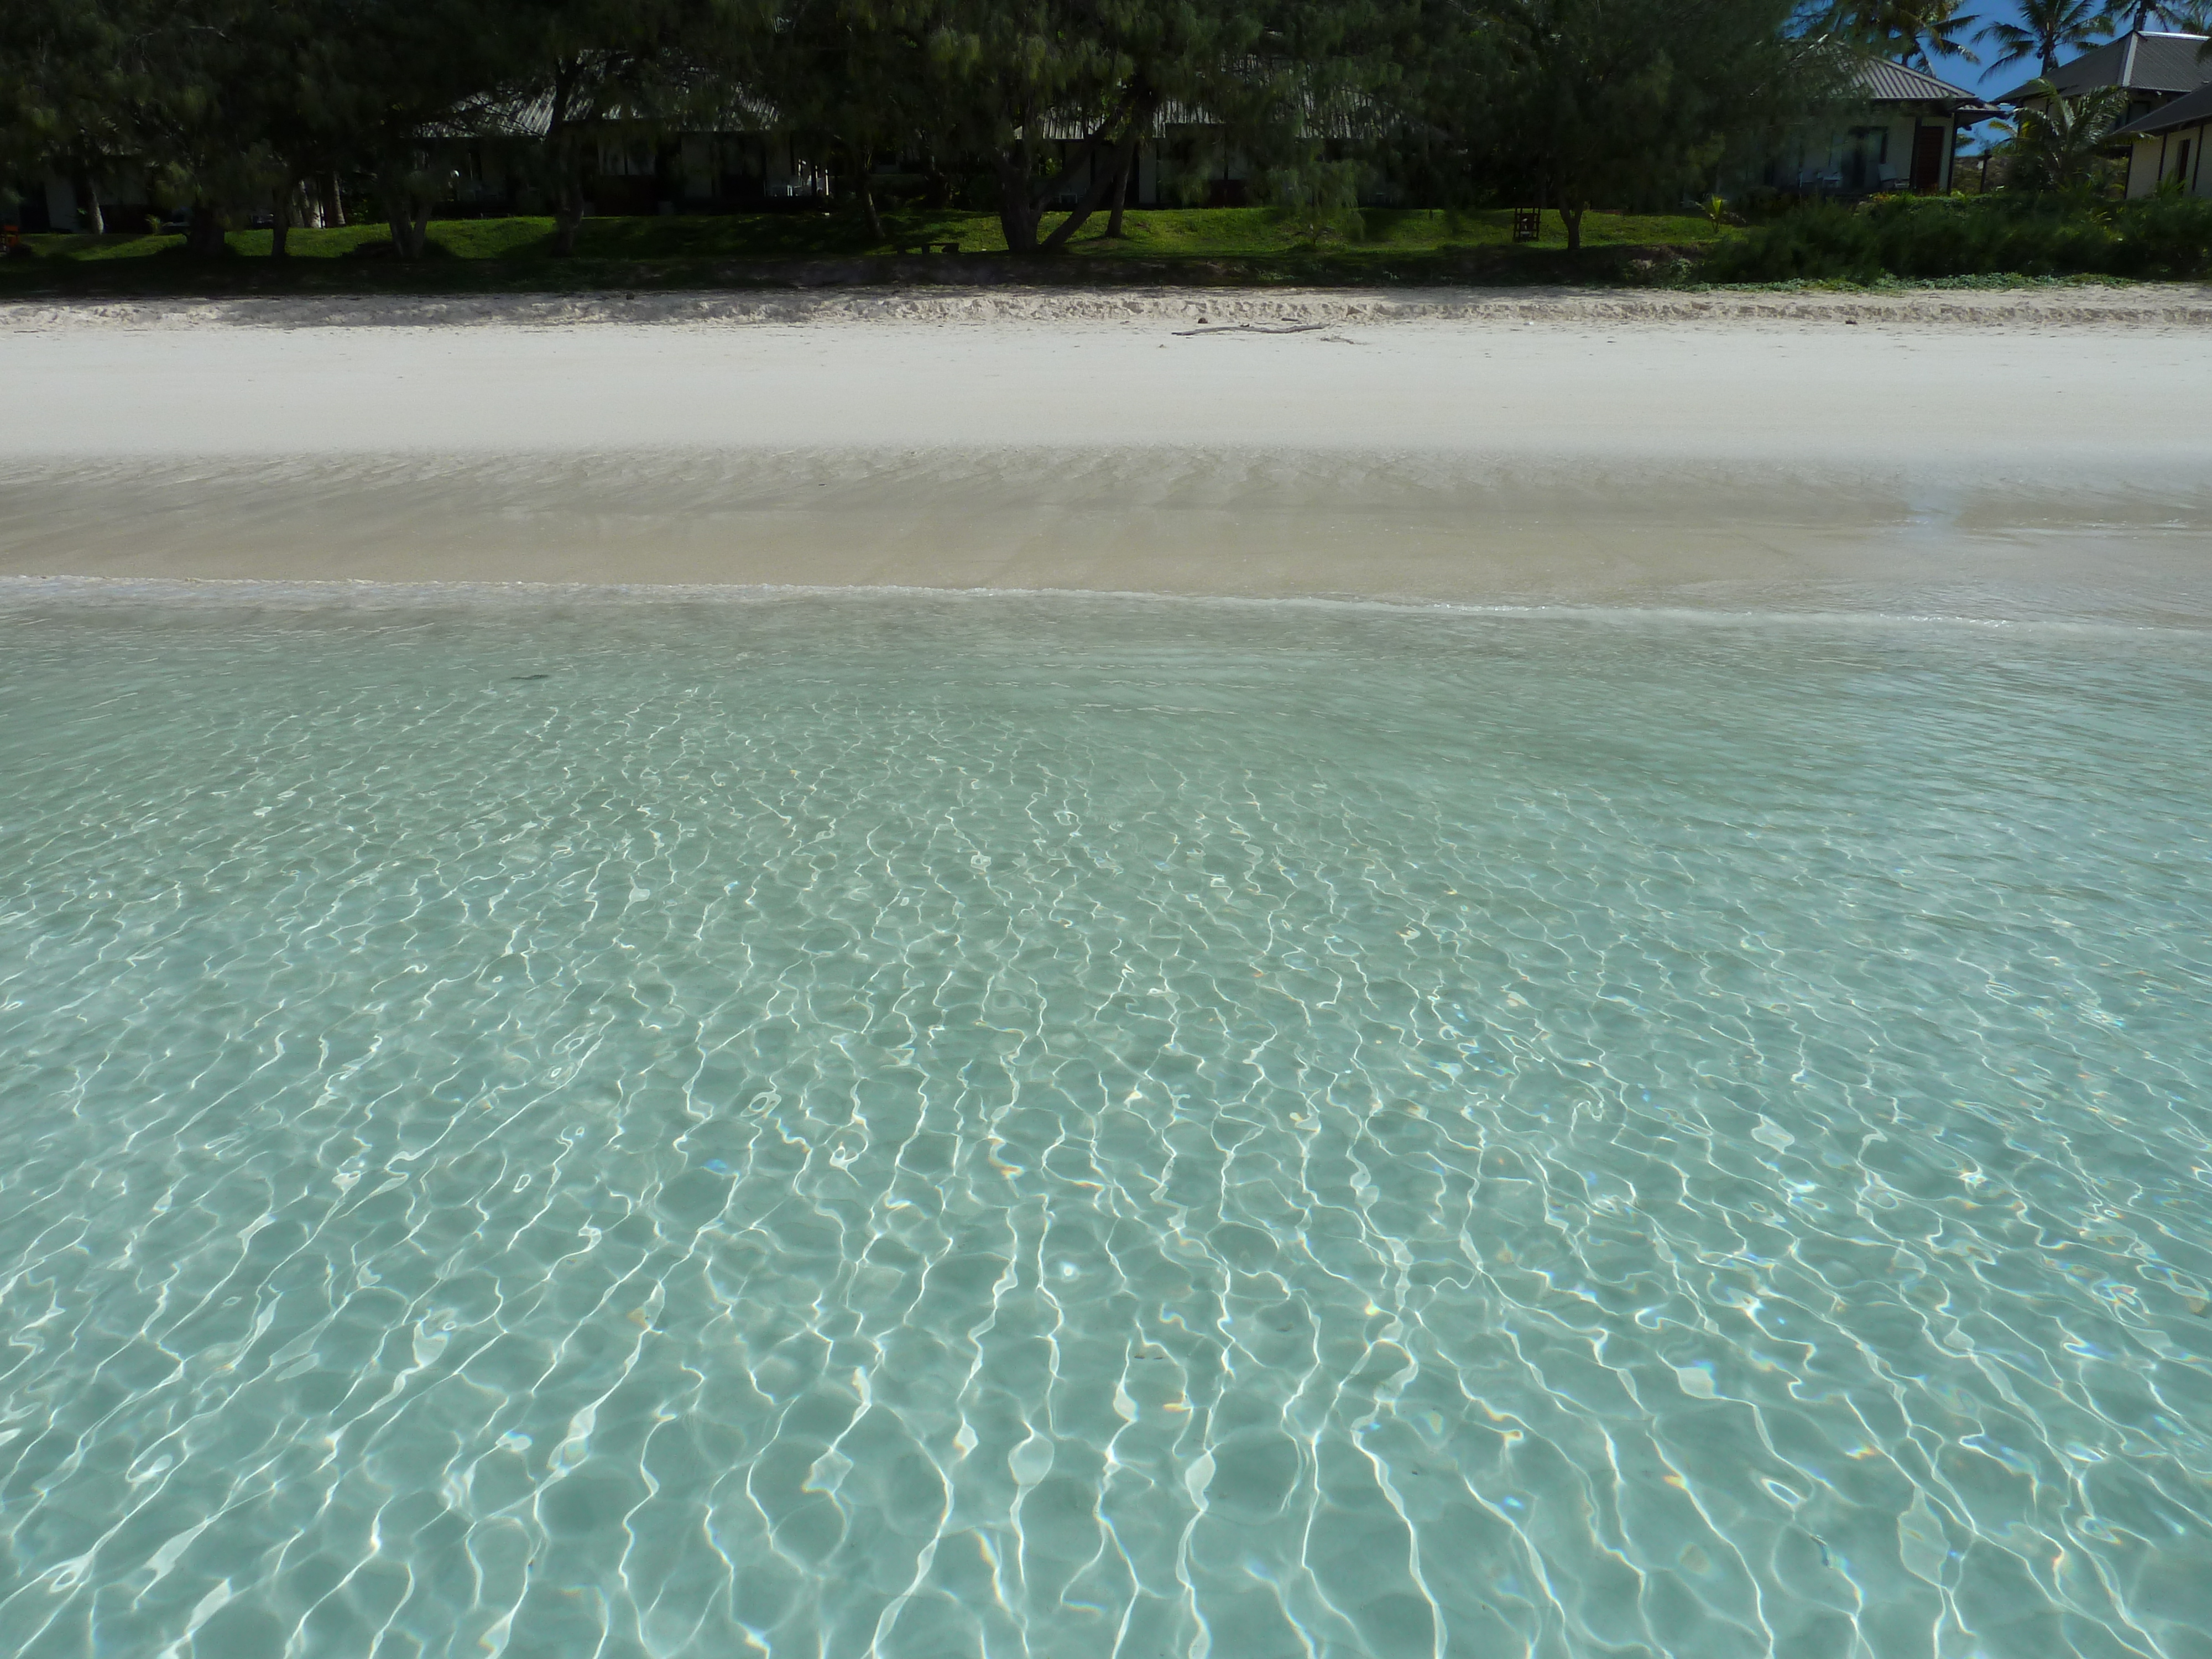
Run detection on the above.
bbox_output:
[1843,127,1890,192]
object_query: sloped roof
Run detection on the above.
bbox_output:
[1856,59,1978,104]
[424,89,780,140]
[1994,30,2210,103]
[2110,78,2212,137]
[1036,65,1383,142]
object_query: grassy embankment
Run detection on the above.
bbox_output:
[0,205,1717,293]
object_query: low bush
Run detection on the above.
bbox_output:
[1703,192,2212,283]
[2111,190,2212,276]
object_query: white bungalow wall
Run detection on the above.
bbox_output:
[1761,112,1958,195]
[2125,127,2211,195]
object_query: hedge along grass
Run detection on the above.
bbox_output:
[1704,193,2212,283]
[19,204,1724,267]
[1099,206,1720,253]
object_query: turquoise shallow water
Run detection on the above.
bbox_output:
[2,594,2210,1659]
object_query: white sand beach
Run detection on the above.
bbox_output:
[4,287,2210,622]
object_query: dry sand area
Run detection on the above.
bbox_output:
[3,285,2210,623]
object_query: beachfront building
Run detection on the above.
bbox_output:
[437,97,833,217]
[1990,28,2211,201]
[1029,118,1255,211]
[1024,123,1274,211]
[1025,81,1395,211]
[1751,60,1995,198]
[2110,83,2212,195]
[1993,28,2210,129]
[12,174,171,235]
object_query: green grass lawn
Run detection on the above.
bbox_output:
[3,205,1720,292]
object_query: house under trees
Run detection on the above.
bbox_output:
[1748,60,1998,199]
[1988,27,2211,201]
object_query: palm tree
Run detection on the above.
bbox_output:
[2110,0,2212,30]
[1978,0,2112,76]
[2001,77,2129,189]
[1823,0,1982,69]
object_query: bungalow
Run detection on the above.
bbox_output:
[2110,82,2212,195]
[432,95,833,216]
[1029,79,1394,211]
[1991,28,2210,200]
[1993,28,2209,128]
[1755,60,1997,197]
[1032,118,1255,211]
[9,174,167,235]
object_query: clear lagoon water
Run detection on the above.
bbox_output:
[1,593,2209,1659]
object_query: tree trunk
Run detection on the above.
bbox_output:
[385,185,430,257]
[271,180,295,258]
[999,88,1147,255]
[1561,204,1586,254]
[854,144,883,243]
[997,164,1041,254]
[325,174,345,228]
[1107,149,1132,237]
[186,204,225,257]
[553,186,585,257]
[547,59,586,258]
[1039,132,1143,253]
[995,94,1043,253]
[549,134,585,256]
[72,173,104,235]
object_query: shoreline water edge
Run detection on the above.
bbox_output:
[4,287,2210,626]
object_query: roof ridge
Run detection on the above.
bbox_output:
[1856,58,1976,103]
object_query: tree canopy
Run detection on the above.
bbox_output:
[0,0,1976,256]
[1410,0,1841,250]
[1820,0,1978,71]
[1978,0,2111,80]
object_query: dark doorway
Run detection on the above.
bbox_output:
[1911,124,1945,193]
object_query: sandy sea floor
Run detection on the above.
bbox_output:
[6,289,2212,1659]
[4,285,2210,624]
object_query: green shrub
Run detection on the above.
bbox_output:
[2109,191,2212,276]
[1704,192,2212,283]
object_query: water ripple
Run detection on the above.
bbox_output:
[0,597,2208,1659]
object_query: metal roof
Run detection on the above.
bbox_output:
[2110,78,2212,137]
[1994,30,2210,102]
[1855,59,1979,104]
[424,90,780,140]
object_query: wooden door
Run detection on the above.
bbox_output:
[1911,124,1945,194]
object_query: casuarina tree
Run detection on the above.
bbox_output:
[757,0,935,242]
[0,0,147,233]
[310,0,513,255]
[897,0,1291,254]
[484,0,764,256]
[1437,0,1833,253]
